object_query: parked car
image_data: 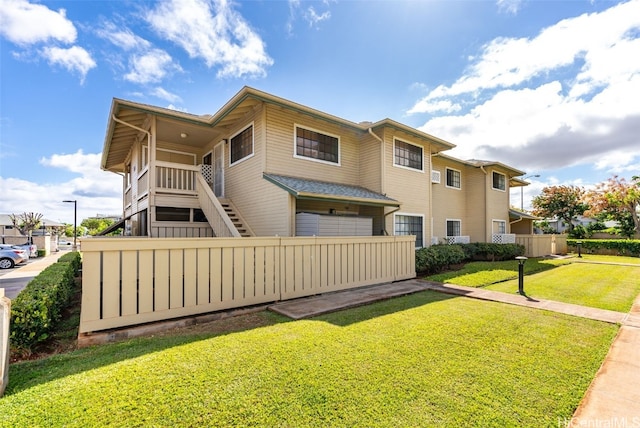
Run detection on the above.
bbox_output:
[15,242,37,258]
[0,246,28,269]
[0,244,29,260]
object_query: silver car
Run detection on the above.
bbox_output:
[0,246,28,269]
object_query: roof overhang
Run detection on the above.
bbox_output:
[101,87,459,173]
[263,173,400,207]
[509,209,540,221]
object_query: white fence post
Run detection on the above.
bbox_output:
[0,288,10,397]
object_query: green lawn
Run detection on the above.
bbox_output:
[426,255,640,313]
[1,291,617,427]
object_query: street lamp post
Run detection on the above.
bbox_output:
[63,200,77,249]
[521,174,540,210]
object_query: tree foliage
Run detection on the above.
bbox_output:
[9,212,43,241]
[531,185,589,232]
[586,175,640,237]
[81,218,116,236]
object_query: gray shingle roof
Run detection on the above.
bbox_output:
[263,174,399,206]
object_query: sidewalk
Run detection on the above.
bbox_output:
[0,251,66,299]
[270,278,640,421]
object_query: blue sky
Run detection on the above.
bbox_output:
[1,0,639,224]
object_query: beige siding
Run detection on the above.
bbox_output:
[431,157,467,241]
[464,167,488,242]
[485,167,511,241]
[381,129,431,240]
[220,104,291,236]
[358,133,382,193]
[264,105,361,185]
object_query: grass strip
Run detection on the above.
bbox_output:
[1,291,617,427]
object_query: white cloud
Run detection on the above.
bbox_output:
[410,0,640,175]
[124,49,181,84]
[151,87,183,104]
[0,0,96,82]
[411,0,640,106]
[0,150,122,224]
[287,0,332,34]
[496,0,524,15]
[42,46,96,82]
[0,0,77,45]
[146,0,273,78]
[96,21,151,51]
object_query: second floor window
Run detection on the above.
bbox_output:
[446,168,461,189]
[230,124,253,165]
[295,126,339,164]
[492,171,506,191]
[394,139,423,171]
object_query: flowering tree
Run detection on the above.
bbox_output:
[586,175,640,237]
[532,185,590,233]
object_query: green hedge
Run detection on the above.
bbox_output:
[416,243,525,274]
[567,239,640,256]
[10,251,82,351]
[58,251,82,276]
[461,243,525,262]
[416,244,466,274]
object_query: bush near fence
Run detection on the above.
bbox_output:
[568,239,640,257]
[10,252,82,351]
[416,243,525,274]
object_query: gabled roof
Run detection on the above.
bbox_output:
[0,214,65,227]
[433,153,526,178]
[263,174,400,207]
[102,86,456,171]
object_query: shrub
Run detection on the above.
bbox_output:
[10,252,81,351]
[416,243,526,274]
[461,243,525,261]
[37,249,46,257]
[416,244,466,274]
[567,239,640,256]
[58,251,82,276]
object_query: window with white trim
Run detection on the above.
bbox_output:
[446,168,461,189]
[493,220,506,234]
[230,124,254,165]
[492,171,506,191]
[446,220,461,236]
[394,139,423,171]
[295,125,339,164]
[394,214,424,248]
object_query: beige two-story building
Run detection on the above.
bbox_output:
[101,86,530,246]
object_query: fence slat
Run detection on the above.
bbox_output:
[79,236,416,333]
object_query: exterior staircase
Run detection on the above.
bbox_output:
[218,198,254,237]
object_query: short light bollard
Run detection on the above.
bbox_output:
[515,256,528,295]
[576,240,582,258]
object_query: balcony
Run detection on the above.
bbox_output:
[492,233,516,244]
[444,235,470,244]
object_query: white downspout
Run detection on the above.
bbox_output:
[430,152,442,246]
[480,165,489,241]
[369,128,389,234]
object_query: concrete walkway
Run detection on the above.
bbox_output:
[269,278,640,422]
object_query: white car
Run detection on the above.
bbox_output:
[15,242,38,258]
